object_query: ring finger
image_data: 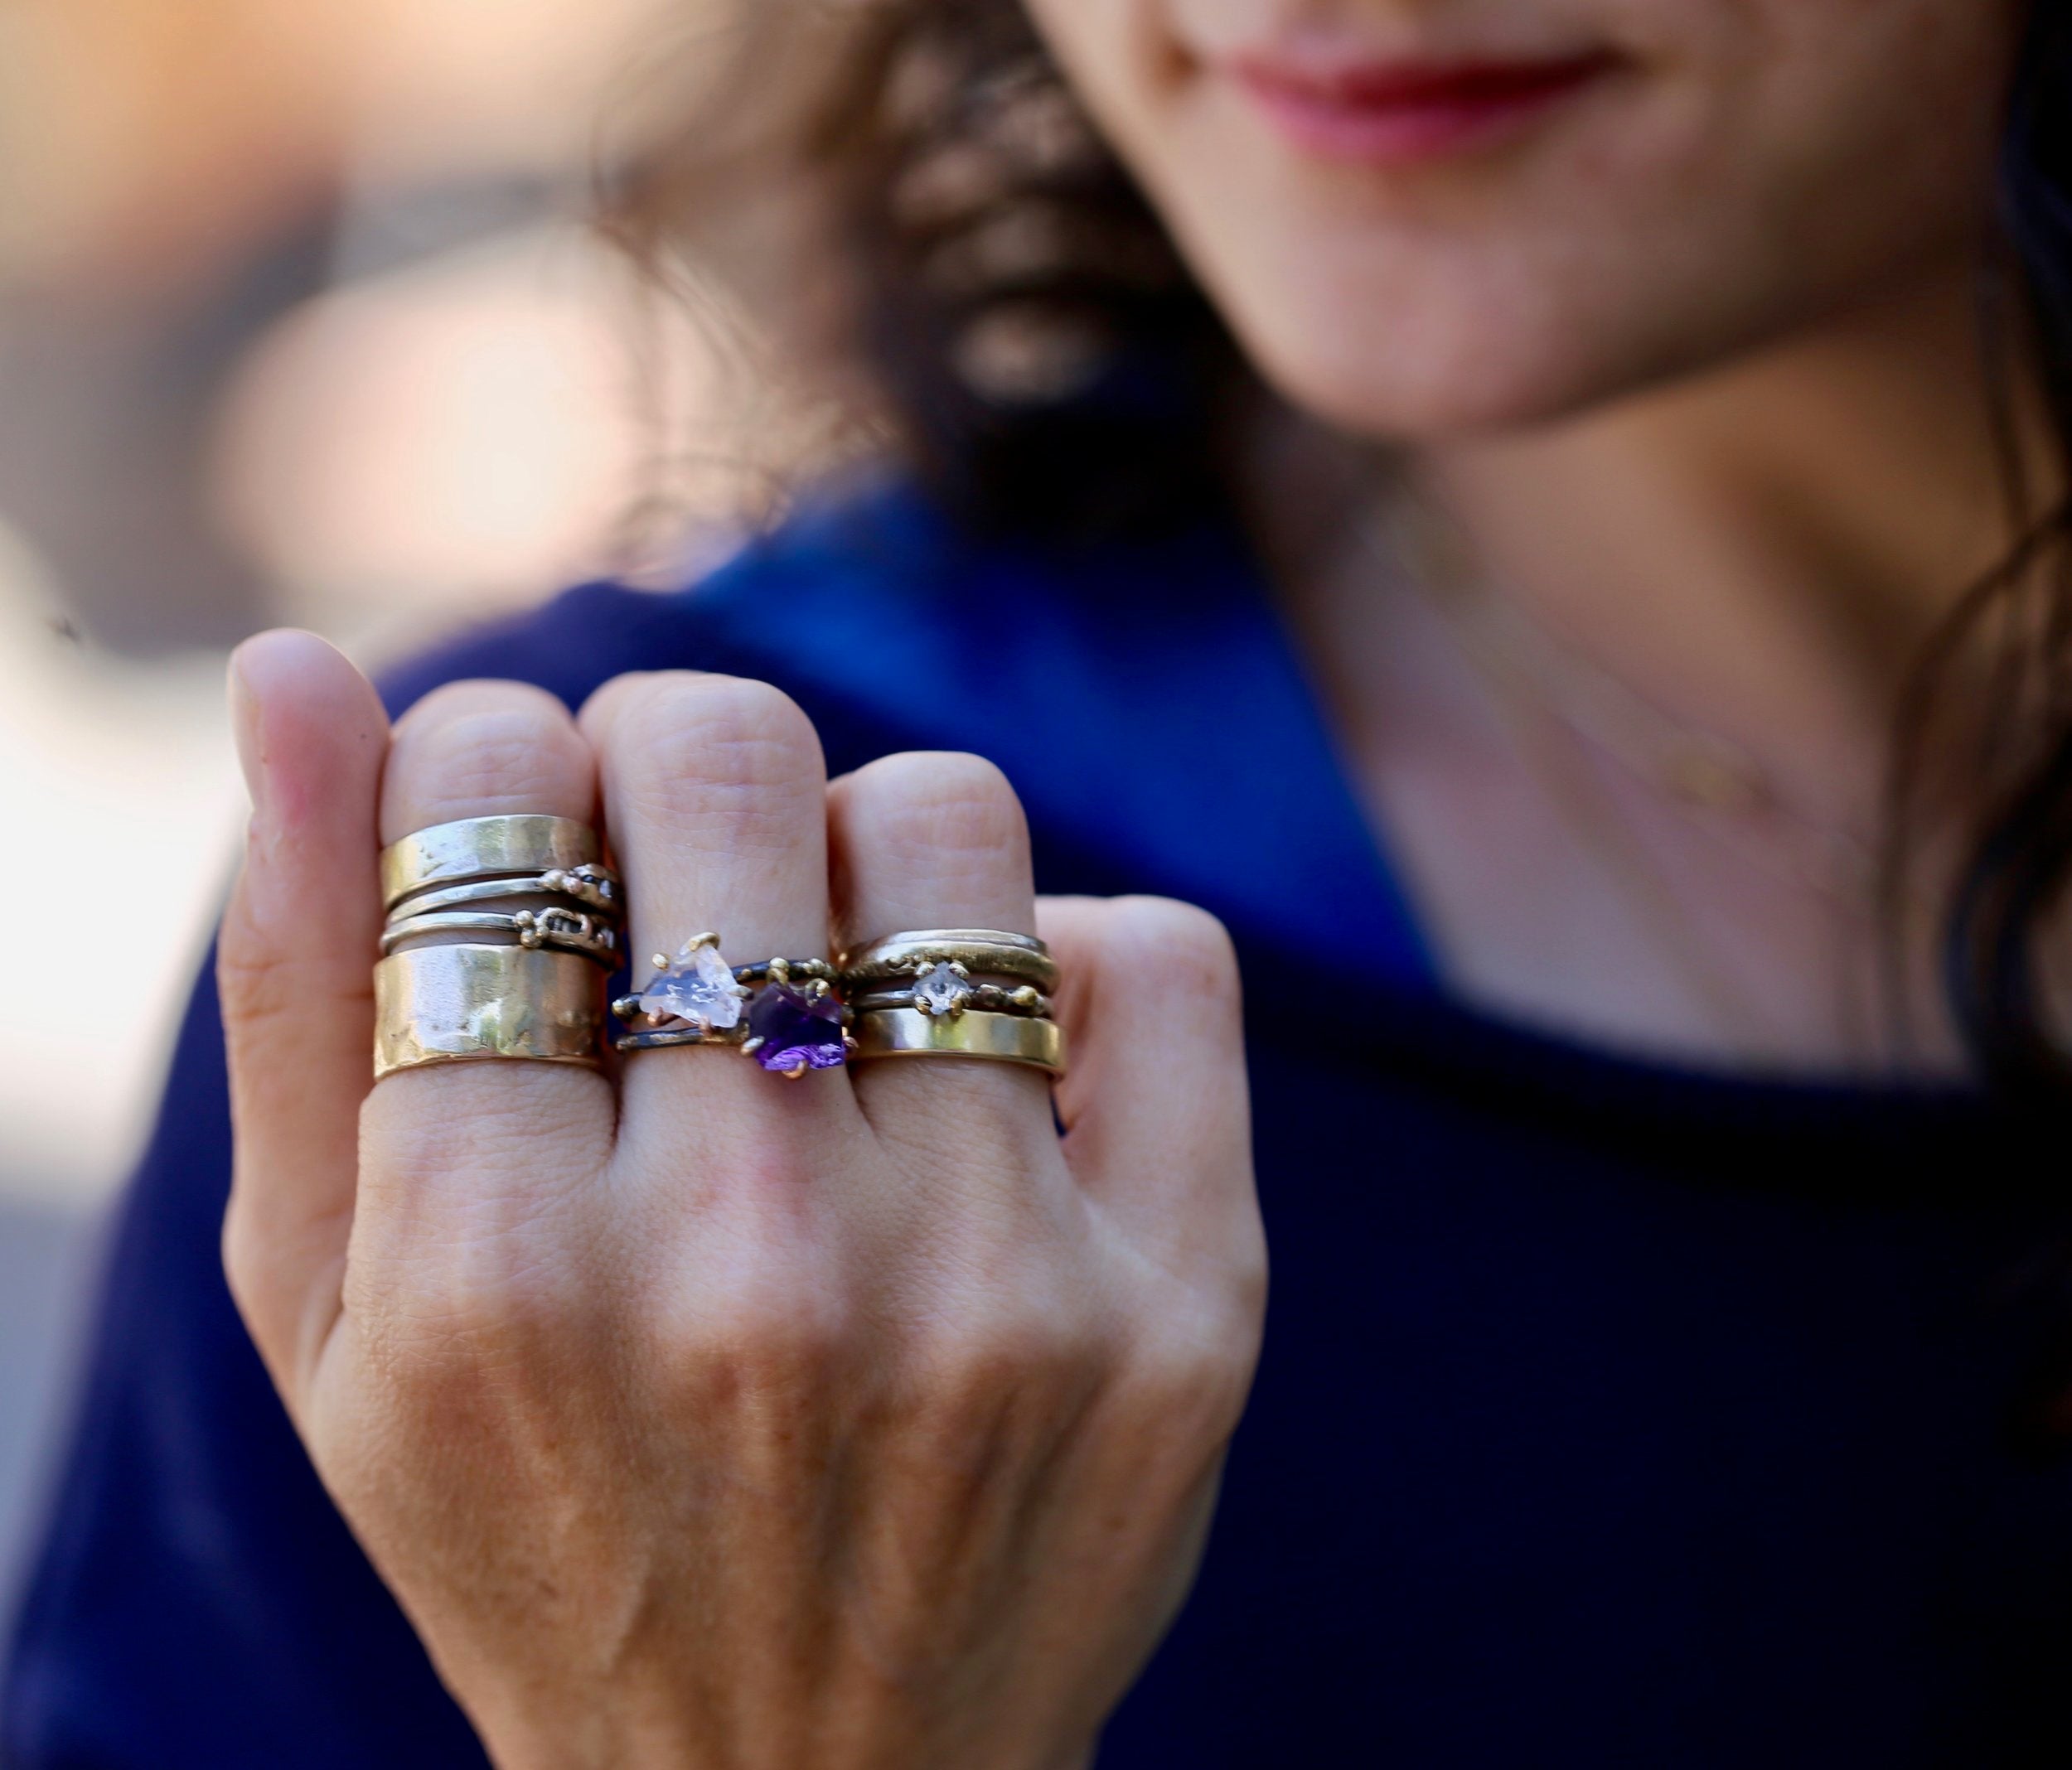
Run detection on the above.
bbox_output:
[828,751,1059,1176]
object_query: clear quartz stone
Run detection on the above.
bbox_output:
[913,961,974,1016]
[638,941,745,1031]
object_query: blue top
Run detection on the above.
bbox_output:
[8,481,2072,1767]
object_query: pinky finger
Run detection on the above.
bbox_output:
[1038,896,1260,1275]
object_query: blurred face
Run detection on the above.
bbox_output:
[1021,0,2027,436]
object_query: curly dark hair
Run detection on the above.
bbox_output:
[607,0,2072,1089]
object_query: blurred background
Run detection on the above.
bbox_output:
[0,0,746,1602]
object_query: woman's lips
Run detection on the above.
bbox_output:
[1228,49,1623,165]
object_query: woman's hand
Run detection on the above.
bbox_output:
[216,632,1266,1770]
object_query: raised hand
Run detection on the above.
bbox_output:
[217,631,1266,1770]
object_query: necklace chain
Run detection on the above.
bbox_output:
[1365,495,1890,909]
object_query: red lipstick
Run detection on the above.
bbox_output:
[1230,48,1621,165]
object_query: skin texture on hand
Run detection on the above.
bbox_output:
[217,631,1266,1770]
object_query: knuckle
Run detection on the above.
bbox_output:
[368,1077,599,1192]
[1120,1308,1261,1449]
[218,907,370,1033]
[216,912,293,1026]
[844,752,1029,862]
[606,674,824,834]
[393,676,569,736]
[613,673,817,773]
[358,1202,593,1389]
[1106,897,1241,1011]
[354,1095,609,1358]
[1226,1229,1271,1326]
[219,1199,266,1322]
[385,683,591,828]
[671,1267,854,1413]
[908,1282,1113,1413]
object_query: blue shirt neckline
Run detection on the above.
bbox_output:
[616,477,2021,1137]
[669,478,1438,988]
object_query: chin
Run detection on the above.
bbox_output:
[1202,237,1850,444]
[1213,279,1644,442]
[1242,330,1576,441]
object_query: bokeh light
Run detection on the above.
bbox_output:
[0,0,723,1589]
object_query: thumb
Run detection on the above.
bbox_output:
[218,630,389,1411]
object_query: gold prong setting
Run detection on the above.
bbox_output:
[614,933,850,1072]
[910,958,977,1018]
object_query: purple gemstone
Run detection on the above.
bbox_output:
[747,981,847,1072]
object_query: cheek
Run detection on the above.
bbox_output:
[1020,0,1187,152]
[1025,0,2024,438]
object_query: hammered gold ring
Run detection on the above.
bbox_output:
[374,815,622,1080]
[380,814,610,912]
[375,944,608,1080]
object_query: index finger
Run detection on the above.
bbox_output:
[352,680,616,1289]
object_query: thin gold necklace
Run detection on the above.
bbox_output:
[1367,496,1893,912]
[1355,495,1910,1061]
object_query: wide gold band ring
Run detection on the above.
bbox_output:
[375,943,608,1080]
[850,1007,1066,1077]
[380,815,605,912]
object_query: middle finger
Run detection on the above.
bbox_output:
[580,671,860,1158]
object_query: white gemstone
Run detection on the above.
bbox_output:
[913,960,974,1016]
[639,941,746,1031]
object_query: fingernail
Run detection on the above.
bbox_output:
[228,646,268,820]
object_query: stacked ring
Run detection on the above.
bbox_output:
[840,928,1059,993]
[847,983,1051,1018]
[374,815,623,1081]
[613,933,852,1079]
[393,869,620,919]
[840,928,1067,1078]
[383,816,622,970]
[378,908,618,963]
[380,815,605,910]
[850,1007,1065,1073]
[375,944,608,1078]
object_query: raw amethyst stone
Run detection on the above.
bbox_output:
[747,981,847,1072]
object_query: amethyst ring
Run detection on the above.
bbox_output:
[612,934,852,1080]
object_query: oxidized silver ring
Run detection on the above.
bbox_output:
[848,979,1051,1019]
[380,907,619,965]
[390,866,621,920]
[613,934,851,1078]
